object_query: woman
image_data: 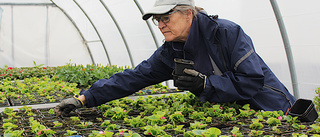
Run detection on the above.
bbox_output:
[55,0,296,116]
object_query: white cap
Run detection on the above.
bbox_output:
[142,0,195,20]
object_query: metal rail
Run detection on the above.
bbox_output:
[50,0,95,64]
[270,0,299,99]
[99,0,135,67]
[74,0,111,65]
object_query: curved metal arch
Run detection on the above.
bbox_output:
[50,0,95,64]
[133,0,160,49]
[134,0,170,87]
[270,0,299,99]
[73,0,111,65]
[99,0,135,67]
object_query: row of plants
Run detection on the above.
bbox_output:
[1,92,320,137]
[0,74,179,107]
[0,62,179,107]
[0,62,129,88]
[0,76,78,107]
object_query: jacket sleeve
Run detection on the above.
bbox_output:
[199,24,265,104]
[83,48,173,107]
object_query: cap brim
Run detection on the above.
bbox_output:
[142,5,176,20]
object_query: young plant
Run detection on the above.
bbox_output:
[231,126,243,137]
[105,124,121,131]
[29,117,56,137]
[173,125,185,134]
[205,104,223,117]
[189,111,206,121]
[189,121,207,130]
[145,111,167,125]
[283,115,300,124]
[266,117,281,126]
[48,109,55,114]
[307,124,320,134]
[78,121,93,129]
[3,122,18,130]
[124,116,146,128]
[292,123,306,130]
[18,105,32,113]
[169,111,185,125]
[100,120,111,127]
[64,130,77,136]
[221,112,236,121]
[249,119,264,130]
[205,116,213,124]
[115,129,141,137]
[89,130,114,137]
[53,121,63,127]
[103,107,128,120]
[163,124,174,130]
[249,130,264,137]
[3,117,19,124]
[70,116,81,124]
[202,127,222,137]
[143,124,169,137]
[3,130,24,137]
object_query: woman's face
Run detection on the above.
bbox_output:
[155,10,193,42]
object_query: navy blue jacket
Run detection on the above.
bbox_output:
[83,13,296,112]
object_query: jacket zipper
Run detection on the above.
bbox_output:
[264,84,293,107]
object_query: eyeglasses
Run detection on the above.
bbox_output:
[152,10,180,26]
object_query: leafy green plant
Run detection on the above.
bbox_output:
[189,121,207,130]
[3,108,19,118]
[249,119,264,130]
[124,116,146,128]
[48,109,55,114]
[230,126,243,137]
[53,121,63,127]
[3,117,19,124]
[314,87,320,113]
[103,107,128,120]
[292,123,306,130]
[106,124,121,131]
[307,124,320,134]
[292,133,308,137]
[283,115,300,124]
[221,112,236,121]
[29,117,56,137]
[115,129,141,137]
[89,130,114,137]
[143,124,169,137]
[173,125,185,134]
[266,117,281,126]
[189,111,206,121]
[169,111,185,125]
[64,130,77,136]
[145,111,167,125]
[78,121,93,129]
[100,120,111,127]
[55,63,128,88]
[272,126,280,133]
[3,129,24,137]
[202,127,221,137]
[205,104,223,117]
[70,116,81,124]
[249,130,264,136]
[3,122,18,130]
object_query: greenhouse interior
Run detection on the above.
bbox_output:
[0,0,320,136]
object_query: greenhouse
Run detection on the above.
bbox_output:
[0,0,320,136]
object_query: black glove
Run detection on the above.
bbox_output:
[55,96,84,116]
[173,68,207,96]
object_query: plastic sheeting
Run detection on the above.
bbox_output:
[0,0,320,100]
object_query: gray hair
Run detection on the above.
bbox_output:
[173,5,199,18]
